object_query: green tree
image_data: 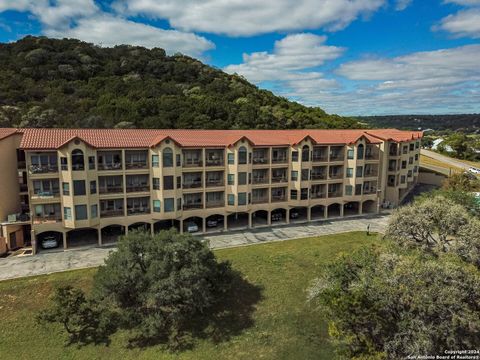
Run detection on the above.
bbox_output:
[308,247,480,359]
[442,172,480,192]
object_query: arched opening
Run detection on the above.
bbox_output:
[327,203,341,218]
[128,222,151,232]
[162,147,173,168]
[290,206,308,222]
[37,231,63,252]
[357,144,364,160]
[101,225,125,245]
[67,228,98,248]
[227,212,249,230]
[344,202,360,216]
[252,210,268,227]
[184,216,203,233]
[238,146,247,164]
[153,219,180,233]
[206,214,225,232]
[271,208,287,224]
[311,205,326,220]
[71,149,85,171]
[362,200,377,214]
[302,145,310,162]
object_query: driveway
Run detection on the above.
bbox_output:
[0,214,390,281]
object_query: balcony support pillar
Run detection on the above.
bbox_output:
[307,207,311,221]
[202,217,206,233]
[98,228,102,246]
[62,231,67,250]
[267,211,272,226]
[340,205,344,217]
[323,206,328,219]
[179,219,184,234]
[248,213,252,228]
[286,209,290,224]
[224,216,228,231]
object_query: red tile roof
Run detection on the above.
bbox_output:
[0,128,21,141]
[0,128,423,150]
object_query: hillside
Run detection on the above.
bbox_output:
[0,36,358,130]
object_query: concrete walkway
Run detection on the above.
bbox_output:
[0,214,389,281]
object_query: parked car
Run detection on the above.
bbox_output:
[207,219,218,227]
[290,209,299,219]
[41,235,59,249]
[468,167,480,175]
[186,222,199,233]
[271,212,283,221]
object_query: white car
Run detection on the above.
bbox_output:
[186,222,199,233]
[468,167,480,175]
[41,236,59,249]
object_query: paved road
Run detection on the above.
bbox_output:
[0,214,390,281]
[421,149,471,171]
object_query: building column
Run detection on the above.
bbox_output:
[202,217,206,233]
[98,228,102,246]
[224,216,228,231]
[307,207,312,222]
[285,209,290,224]
[179,219,184,234]
[323,206,328,219]
[340,204,344,217]
[267,211,272,225]
[31,229,37,255]
[248,213,252,228]
[62,231,67,250]
[359,203,363,215]
[150,223,155,235]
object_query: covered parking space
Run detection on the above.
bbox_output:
[227,212,249,230]
[327,203,342,218]
[344,201,361,217]
[101,225,125,245]
[36,230,64,252]
[66,228,98,249]
[252,210,269,227]
[290,206,308,223]
[271,208,287,225]
[153,220,180,233]
[128,222,151,233]
[311,205,326,221]
[183,216,203,234]
[205,214,225,233]
[362,200,377,214]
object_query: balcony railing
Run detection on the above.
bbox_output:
[183,203,203,210]
[205,159,224,166]
[365,153,379,160]
[363,188,377,195]
[100,209,124,218]
[311,173,327,180]
[271,195,287,202]
[183,159,203,167]
[126,185,149,193]
[206,201,224,208]
[271,176,288,183]
[17,161,26,169]
[253,177,269,184]
[98,163,122,171]
[252,197,269,204]
[312,155,328,162]
[329,172,343,179]
[32,191,60,199]
[329,153,344,162]
[253,157,269,165]
[19,184,28,192]
[29,165,58,174]
[125,161,148,170]
[311,192,326,199]
[99,186,124,194]
[206,179,224,187]
[364,171,378,178]
[271,157,287,164]
[328,191,343,198]
[33,215,62,224]
[127,208,150,215]
[183,181,203,189]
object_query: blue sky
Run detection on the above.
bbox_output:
[1,0,480,116]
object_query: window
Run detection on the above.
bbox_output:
[402,161,407,169]
[403,145,408,154]
[238,172,247,185]
[90,180,97,194]
[345,185,353,196]
[415,141,420,149]
[227,153,234,165]
[357,144,364,160]
[292,151,298,162]
[62,182,70,195]
[415,154,419,161]
[355,184,362,195]
[290,189,298,200]
[301,169,309,181]
[153,200,161,212]
[238,192,247,205]
[238,146,247,164]
[152,155,159,167]
[228,194,235,205]
[176,154,181,166]
[71,149,85,171]
[153,177,160,190]
[176,176,182,189]
[163,148,173,167]
[164,198,174,212]
[401,175,406,184]
[227,174,235,185]
[248,173,252,184]
[409,157,413,165]
[88,156,95,170]
[91,204,98,218]
[177,198,182,211]
[347,149,354,159]
[346,168,353,178]
[163,176,174,190]
[356,166,363,177]
[73,180,86,196]
[301,188,308,200]
[75,205,88,220]
[302,145,310,162]
[61,157,68,171]
[64,207,72,220]
[409,143,415,151]
[291,170,298,181]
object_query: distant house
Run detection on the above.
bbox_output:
[431,138,453,152]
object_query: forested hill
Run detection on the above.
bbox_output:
[0,36,358,130]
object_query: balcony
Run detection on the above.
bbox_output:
[329,146,344,162]
[183,150,203,168]
[328,171,344,180]
[32,191,60,199]
[125,161,148,170]
[271,194,287,202]
[311,191,326,199]
[99,186,123,194]
[252,196,269,204]
[312,147,328,162]
[33,215,62,224]
[19,183,28,193]
[205,149,224,167]
[100,209,124,218]
[271,176,288,183]
[98,162,122,171]
[328,191,343,198]
[271,148,288,164]
[253,176,269,184]
[271,168,288,183]
[206,201,224,208]
[126,185,150,193]
[29,164,58,174]
[127,207,150,215]
[17,161,26,169]
[206,179,224,187]
[253,148,270,165]
[98,151,122,171]
[365,146,379,160]
[311,172,327,181]
[125,151,148,169]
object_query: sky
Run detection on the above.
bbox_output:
[0,1,480,116]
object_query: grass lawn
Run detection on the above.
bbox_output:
[420,154,463,173]
[0,232,379,360]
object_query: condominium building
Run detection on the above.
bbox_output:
[0,128,422,254]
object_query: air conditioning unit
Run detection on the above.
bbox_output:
[7,214,17,223]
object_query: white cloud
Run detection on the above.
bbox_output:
[436,8,480,38]
[114,0,386,36]
[0,0,214,56]
[395,0,412,11]
[444,0,480,5]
